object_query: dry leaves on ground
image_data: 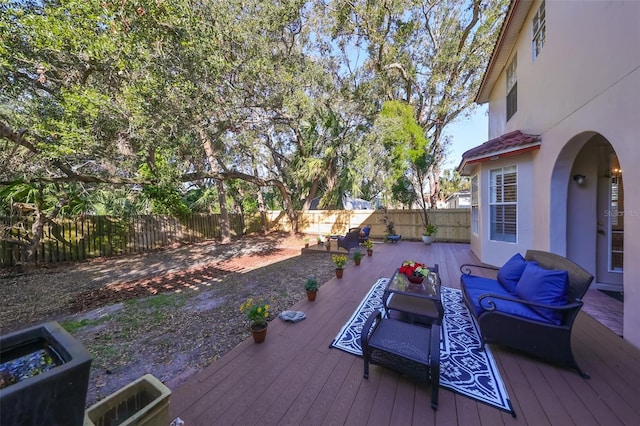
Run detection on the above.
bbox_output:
[0,233,339,406]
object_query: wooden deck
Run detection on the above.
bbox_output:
[169,242,640,425]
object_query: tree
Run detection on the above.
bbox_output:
[374,100,434,230]
[439,169,470,200]
[328,0,508,206]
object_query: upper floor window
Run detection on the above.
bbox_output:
[532,0,546,60]
[506,56,517,121]
[471,175,479,235]
[490,166,517,243]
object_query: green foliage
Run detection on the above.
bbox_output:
[352,248,363,260]
[239,297,270,328]
[1,0,506,238]
[304,276,319,291]
[141,184,190,216]
[61,316,111,334]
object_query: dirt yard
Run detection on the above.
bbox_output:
[0,232,338,407]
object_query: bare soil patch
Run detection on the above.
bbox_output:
[0,232,337,406]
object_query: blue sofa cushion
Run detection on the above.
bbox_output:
[463,286,551,323]
[496,253,528,294]
[461,274,510,294]
[515,262,569,325]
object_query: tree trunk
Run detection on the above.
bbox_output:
[199,126,231,243]
[256,187,268,234]
[275,184,298,234]
[25,209,44,264]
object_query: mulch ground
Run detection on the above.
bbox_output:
[68,248,299,312]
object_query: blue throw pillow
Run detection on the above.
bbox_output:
[515,262,569,325]
[497,253,528,294]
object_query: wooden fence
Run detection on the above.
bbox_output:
[266,209,471,242]
[0,214,262,268]
[0,209,469,268]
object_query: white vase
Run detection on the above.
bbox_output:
[422,235,435,245]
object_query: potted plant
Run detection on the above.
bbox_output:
[399,260,430,283]
[379,206,401,243]
[325,235,331,250]
[304,237,310,248]
[317,236,323,246]
[422,223,438,245]
[304,276,319,301]
[239,298,270,343]
[332,254,347,278]
[364,239,373,256]
[352,248,363,266]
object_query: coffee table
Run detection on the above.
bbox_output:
[383,264,444,326]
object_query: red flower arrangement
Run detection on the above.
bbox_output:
[399,261,430,278]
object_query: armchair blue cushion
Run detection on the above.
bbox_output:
[359,226,371,244]
[515,262,569,325]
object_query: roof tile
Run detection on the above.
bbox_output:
[461,130,539,159]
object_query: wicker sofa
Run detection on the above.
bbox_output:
[460,250,594,378]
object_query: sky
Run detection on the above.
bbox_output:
[442,104,488,171]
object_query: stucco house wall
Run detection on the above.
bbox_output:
[469,0,640,348]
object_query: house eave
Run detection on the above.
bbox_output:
[475,0,536,104]
[457,143,541,175]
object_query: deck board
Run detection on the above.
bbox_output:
[169,241,640,425]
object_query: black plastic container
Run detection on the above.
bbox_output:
[0,321,92,426]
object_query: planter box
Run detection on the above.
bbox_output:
[84,374,171,426]
[0,321,92,426]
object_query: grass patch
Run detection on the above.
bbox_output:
[61,316,111,334]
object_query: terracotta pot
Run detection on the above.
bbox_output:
[367,249,373,257]
[354,258,361,266]
[250,323,268,343]
[335,268,344,279]
[306,290,317,301]
[305,243,309,248]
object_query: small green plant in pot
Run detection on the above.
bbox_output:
[352,249,363,266]
[305,275,319,301]
[422,224,438,245]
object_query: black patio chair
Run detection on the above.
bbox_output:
[337,228,361,251]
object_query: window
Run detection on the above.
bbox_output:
[506,56,517,121]
[490,166,517,242]
[471,175,479,235]
[532,0,546,60]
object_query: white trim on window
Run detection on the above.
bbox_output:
[471,175,479,235]
[532,0,546,60]
[489,166,517,243]
[506,55,517,120]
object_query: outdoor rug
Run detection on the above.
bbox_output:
[330,278,515,416]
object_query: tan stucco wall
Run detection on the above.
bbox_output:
[481,0,640,348]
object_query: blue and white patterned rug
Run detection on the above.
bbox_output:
[330,278,515,416]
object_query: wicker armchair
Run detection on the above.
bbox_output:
[337,228,361,251]
[460,250,594,378]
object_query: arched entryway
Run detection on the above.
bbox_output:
[551,132,624,291]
